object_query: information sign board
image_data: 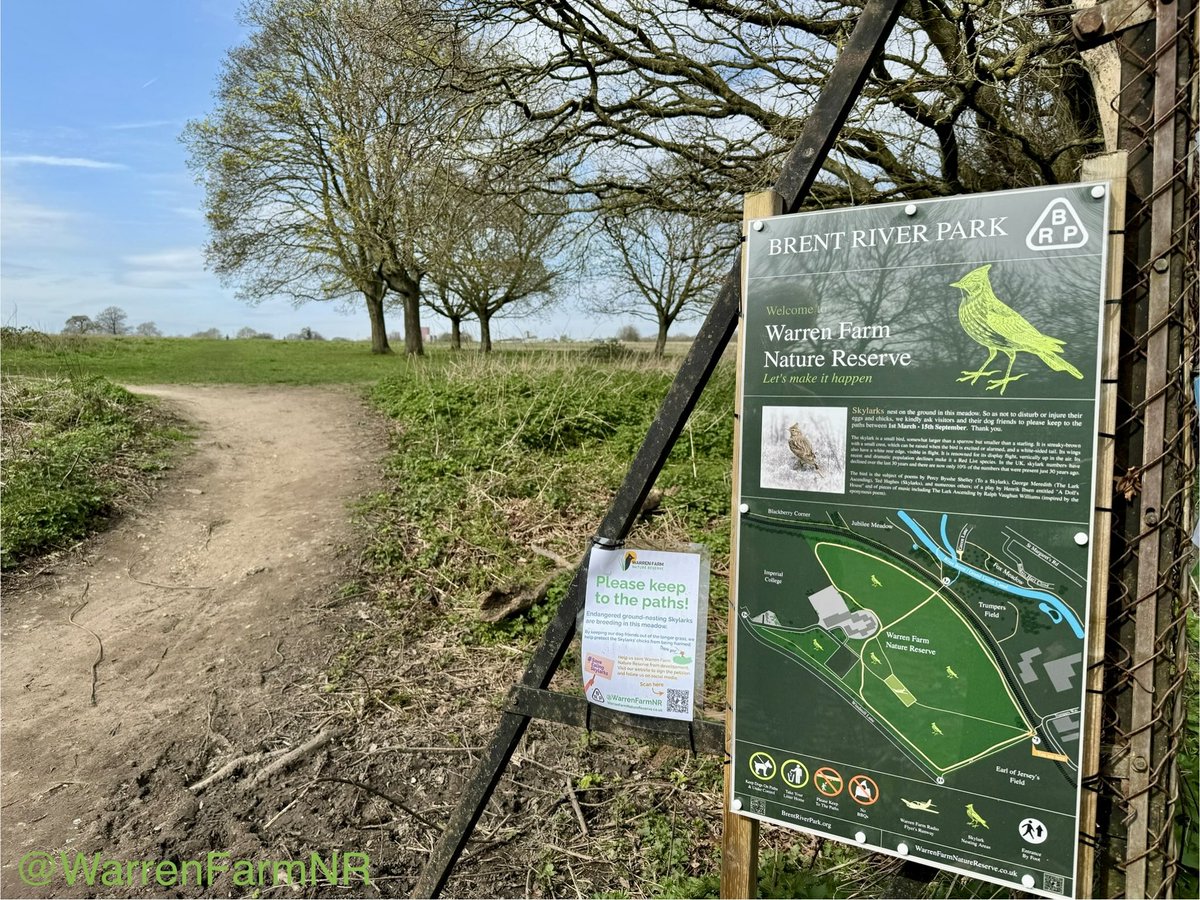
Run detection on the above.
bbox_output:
[730,184,1109,898]
[582,546,708,720]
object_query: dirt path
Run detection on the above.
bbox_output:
[1,385,382,897]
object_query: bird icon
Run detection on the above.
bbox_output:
[951,264,1083,395]
[787,423,821,471]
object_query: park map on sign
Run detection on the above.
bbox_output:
[741,510,1083,780]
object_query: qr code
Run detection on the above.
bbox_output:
[1043,873,1065,895]
[749,798,766,815]
[666,689,690,714]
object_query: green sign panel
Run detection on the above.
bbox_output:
[730,184,1109,898]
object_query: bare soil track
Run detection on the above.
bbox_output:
[1,385,382,898]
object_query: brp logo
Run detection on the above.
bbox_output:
[1026,198,1088,250]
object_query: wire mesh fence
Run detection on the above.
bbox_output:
[1089,5,1197,897]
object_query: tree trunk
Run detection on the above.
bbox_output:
[403,292,424,356]
[365,283,391,354]
[379,261,424,356]
[450,316,462,350]
[654,317,670,358]
[479,314,493,353]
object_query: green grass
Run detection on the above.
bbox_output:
[359,352,734,683]
[0,331,412,384]
[0,329,687,386]
[0,375,189,568]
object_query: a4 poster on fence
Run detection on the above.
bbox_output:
[729,184,1110,899]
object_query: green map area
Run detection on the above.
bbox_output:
[744,525,1040,776]
[733,508,1087,895]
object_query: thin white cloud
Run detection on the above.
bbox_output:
[0,197,79,248]
[3,154,127,170]
[123,248,204,269]
[141,77,158,89]
[107,119,175,131]
[1,197,73,228]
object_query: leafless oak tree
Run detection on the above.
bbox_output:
[423,167,572,351]
[94,306,129,336]
[592,203,733,356]
[454,1,1100,217]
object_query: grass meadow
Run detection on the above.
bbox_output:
[2,331,422,385]
[0,330,693,385]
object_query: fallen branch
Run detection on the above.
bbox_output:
[530,545,573,570]
[188,748,293,795]
[564,776,588,837]
[478,548,581,624]
[263,796,301,830]
[246,728,342,790]
[127,563,214,591]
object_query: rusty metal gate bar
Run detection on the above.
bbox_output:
[1094,2,1198,897]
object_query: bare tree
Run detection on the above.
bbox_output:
[425,283,475,350]
[423,168,571,352]
[593,204,732,357]
[94,306,129,335]
[458,2,1100,215]
[135,321,162,337]
[184,0,478,355]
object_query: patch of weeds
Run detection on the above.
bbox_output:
[335,580,367,601]
[636,810,690,884]
[577,771,605,790]
[0,375,188,568]
[534,855,557,891]
[759,844,851,899]
[656,873,720,898]
[633,807,721,894]
[584,338,649,363]
[323,630,372,691]
[668,755,722,793]
[363,357,736,652]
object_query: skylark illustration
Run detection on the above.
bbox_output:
[951,264,1083,395]
[787,423,820,471]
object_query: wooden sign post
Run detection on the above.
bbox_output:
[720,188,782,898]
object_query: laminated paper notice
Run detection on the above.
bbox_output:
[581,546,708,721]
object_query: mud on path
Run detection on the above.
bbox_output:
[1,385,383,897]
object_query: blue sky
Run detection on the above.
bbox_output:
[1,1,623,342]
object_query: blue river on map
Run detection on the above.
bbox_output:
[897,509,1085,639]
